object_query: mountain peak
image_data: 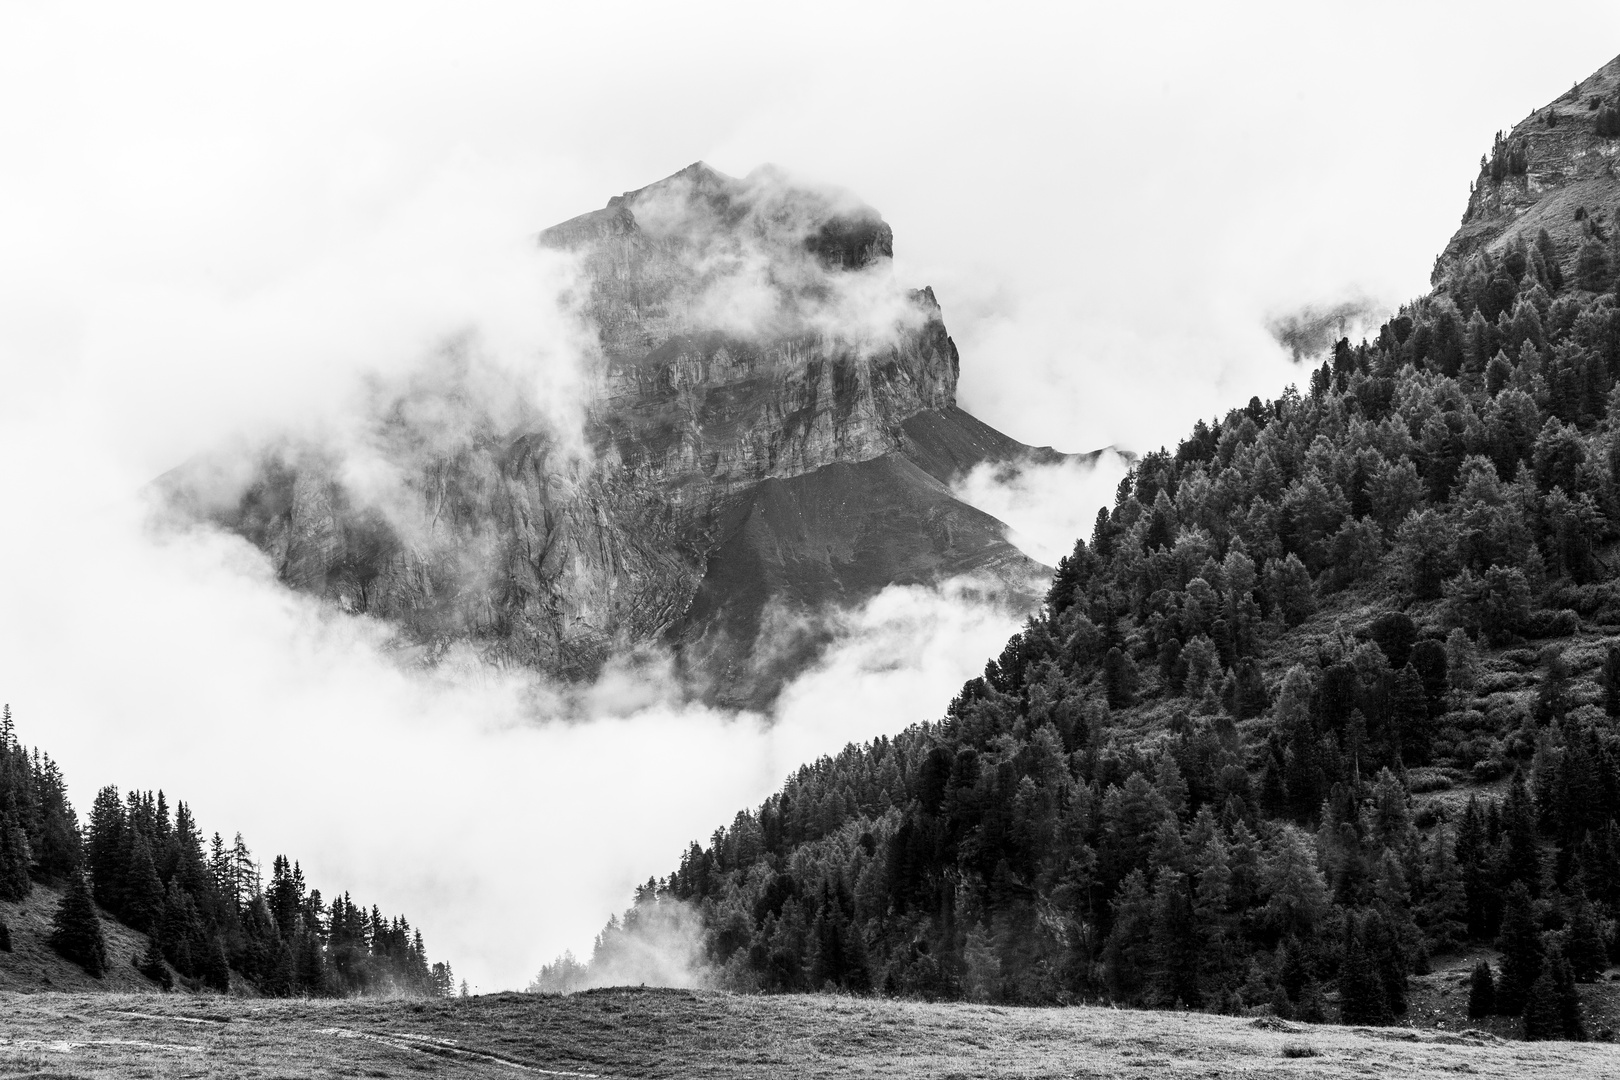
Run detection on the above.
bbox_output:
[1436,53,1620,284]
[172,167,1056,706]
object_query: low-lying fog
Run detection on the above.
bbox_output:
[3,2,1617,990]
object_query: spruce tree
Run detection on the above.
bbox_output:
[138,933,173,990]
[1523,965,1561,1039]
[1537,228,1565,291]
[1455,796,1496,938]
[1602,644,1620,718]
[264,940,296,997]
[1390,663,1432,765]
[1296,978,1328,1023]
[1278,936,1309,1002]
[1565,899,1607,982]
[1500,777,1540,895]
[50,870,108,977]
[86,786,127,913]
[124,832,166,933]
[1467,959,1496,1018]
[202,934,231,992]
[1553,954,1586,1040]
[1495,882,1543,1015]
[1338,931,1391,1024]
[1578,237,1612,292]
[0,816,31,901]
[0,915,11,953]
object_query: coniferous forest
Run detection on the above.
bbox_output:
[581,201,1620,1040]
[0,707,454,996]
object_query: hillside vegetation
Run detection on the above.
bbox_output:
[554,66,1620,1043]
[0,709,453,998]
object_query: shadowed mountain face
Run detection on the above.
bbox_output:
[169,163,1082,706]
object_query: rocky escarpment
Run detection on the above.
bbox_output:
[1436,53,1620,280]
[171,163,1079,704]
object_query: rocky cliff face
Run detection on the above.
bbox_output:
[548,164,961,521]
[170,163,1068,705]
[1437,54,1620,281]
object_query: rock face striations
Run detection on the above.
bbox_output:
[1437,54,1620,281]
[171,163,1080,707]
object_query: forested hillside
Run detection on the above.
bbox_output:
[562,80,1620,1041]
[0,708,453,997]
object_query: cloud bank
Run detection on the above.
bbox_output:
[7,0,1620,996]
[950,453,1134,567]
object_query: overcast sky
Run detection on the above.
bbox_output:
[3,2,1619,991]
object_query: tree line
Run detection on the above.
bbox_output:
[570,200,1620,1040]
[0,706,453,996]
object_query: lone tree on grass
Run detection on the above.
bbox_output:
[50,870,108,977]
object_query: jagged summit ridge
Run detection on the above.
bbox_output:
[168,164,1070,704]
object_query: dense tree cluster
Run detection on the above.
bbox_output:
[0,709,452,997]
[603,203,1620,1039]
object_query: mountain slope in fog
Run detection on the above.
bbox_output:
[168,163,1088,707]
[574,53,1620,1039]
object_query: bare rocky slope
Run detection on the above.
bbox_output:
[1438,54,1620,277]
[167,163,1085,708]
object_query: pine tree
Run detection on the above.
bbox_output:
[296,927,328,995]
[1467,959,1496,1018]
[1537,228,1565,291]
[1148,871,1200,1007]
[1577,237,1611,292]
[1338,930,1391,1025]
[264,939,296,997]
[138,933,173,990]
[50,870,108,977]
[1455,796,1496,938]
[124,832,166,933]
[1523,964,1561,1039]
[1277,936,1309,1003]
[1500,776,1540,895]
[1102,647,1139,708]
[0,814,31,901]
[1602,644,1620,718]
[1390,663,1432,765]
[1565,899,1607,982]
[1553,954,1586,1040]
[31,753,81,880]
[202,934,231,992]
[1495,882,1543,1015]
[1418,829,1467,954]
[1295,978,1328,1023]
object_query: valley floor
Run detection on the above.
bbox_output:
[3,988,1620,1079]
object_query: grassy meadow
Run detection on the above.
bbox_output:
[4,986,1620,1079]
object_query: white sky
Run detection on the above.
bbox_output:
[3,2,1618,991]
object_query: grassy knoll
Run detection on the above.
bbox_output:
[4,987,1620,1079]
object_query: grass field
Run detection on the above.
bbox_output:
[4,987,1620,1079]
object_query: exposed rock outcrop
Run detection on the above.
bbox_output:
[1436,54,1620,281]
[168,163,1084,705]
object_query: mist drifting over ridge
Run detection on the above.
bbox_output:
[7,1,1620,995]
[6,156,1086,991]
